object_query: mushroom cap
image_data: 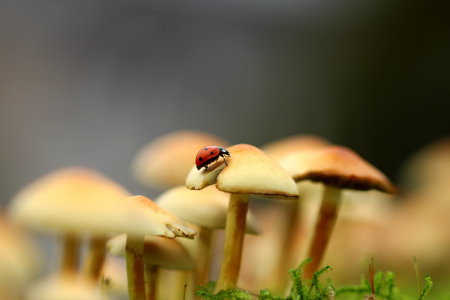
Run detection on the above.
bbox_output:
[262,135,330,162]
[279,145,395,193]
[131,130,228,190]
[0,215,41,289]
[126,195,197,239]
[186,144,298,197]
[156,185,260,234]
[107,234,194,270]
[24,275,103,300]
[8,167,132,235]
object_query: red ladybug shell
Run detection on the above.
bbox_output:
[195,146,230,170]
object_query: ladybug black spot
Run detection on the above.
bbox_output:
[199,157,203,161]
[204,147,208,150]
[210,151,215,155]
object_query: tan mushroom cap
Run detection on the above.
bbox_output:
[25,275,103,300]
[0,215,40,289]
[279,145,395,193]
[8,167,132,235]
[127,195,197,239]
[131,130,228,190]
[262,135,330,162]
[107,234,194,270]
[187,144,298,197]
[156,185,260,234]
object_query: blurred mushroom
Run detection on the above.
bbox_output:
[108,233,194,300]
[123,195,196,300]
[186,144,298,291]
[131,130,228,190]
[8,167,130,279]
[279,145,395,278]
[156,185,259,284]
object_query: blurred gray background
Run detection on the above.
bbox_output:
[1,0,449,205]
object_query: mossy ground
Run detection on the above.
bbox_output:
[195,259,438,300]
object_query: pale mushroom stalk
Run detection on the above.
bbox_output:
[303,185,341,278]
[144,264,158,300]
[215,194,249,291]
[126,236,146,300]
[83,236,108,280]
[61,234,80,275]
[196,227,215,283]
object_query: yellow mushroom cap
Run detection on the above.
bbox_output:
[126,195,197,239]
[107,234,194,270]
[24,275,103,300]
[186,144,298,197]
[156,185,260,234]
[262,134,330,162]
[279,145,395,193]
[8,167,131,235]
[131,130,228,190]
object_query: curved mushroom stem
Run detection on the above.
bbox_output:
[61,233,81,275]
[144,264,158,300]
[196,227,215,284]
[126,235,146,300]
[83,235,107,280]
[304,185,341,279]
[215,193,249,292]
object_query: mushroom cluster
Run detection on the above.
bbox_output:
[7,129,450,299]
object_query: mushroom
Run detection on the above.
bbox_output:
[260,134,330,291]
[8,167,130,279]
[186,144,298,291]
[156,185,260,284]
[279,145,395,278]
[107,233,194,300]
[131,130,228,190]
[123,195,196,300]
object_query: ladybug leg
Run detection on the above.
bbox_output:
[223,156,228,166]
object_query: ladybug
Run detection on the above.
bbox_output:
[195,146,231,170]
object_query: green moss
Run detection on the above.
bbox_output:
[195,259,435,300]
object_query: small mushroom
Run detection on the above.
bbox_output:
[156,185,260,284]
[131,130,228,190]
[279,145,395,278]
[107,233,194,300]
[123,195,196,300]
[186,144,298,291]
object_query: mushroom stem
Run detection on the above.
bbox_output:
[144,264,158,300]
[61,233,81,275]
[83,235,108,280]
[304,185,341,279]
[196,227,215,284]
[272,200,301,292]
[126,235,146,300]
[215,193,249,292]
